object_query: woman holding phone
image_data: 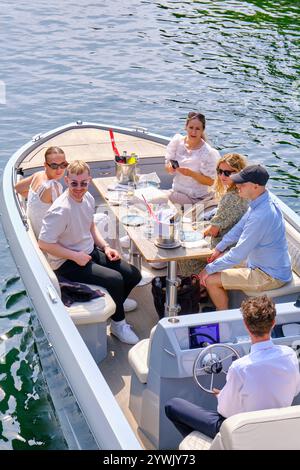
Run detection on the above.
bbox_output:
[165,111,220,207]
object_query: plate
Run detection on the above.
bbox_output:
[180,230,203,243]
[121,214,145,227]
[154,239,181,249]
[106,191,123,205]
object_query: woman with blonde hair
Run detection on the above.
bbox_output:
[203,152,249,248]
[178,153,248,277]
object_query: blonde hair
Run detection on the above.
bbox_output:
[66,160,90,176]
[214,153,247,200]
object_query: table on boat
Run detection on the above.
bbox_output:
[93,176,212,317]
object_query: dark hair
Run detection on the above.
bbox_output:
[44,146,65,160]
[241,295,276,336]
[186,112,206,129]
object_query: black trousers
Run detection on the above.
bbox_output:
[165,397,225,439]
[55,246,141,321]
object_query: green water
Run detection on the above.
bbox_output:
[0,0,299,449]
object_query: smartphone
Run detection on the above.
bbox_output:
[170,159,179,169]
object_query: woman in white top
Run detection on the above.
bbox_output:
[15,146,68,237]
[165,112,220,207]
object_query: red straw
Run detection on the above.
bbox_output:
[141,194,159,221]
[109,129,120,156]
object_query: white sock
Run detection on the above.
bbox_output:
[111,319,126,326]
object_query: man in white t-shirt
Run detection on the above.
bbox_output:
[165,295,300,439]
[39,160,141,345]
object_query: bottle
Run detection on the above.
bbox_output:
[127,152,137,165]
[122,151,127,163]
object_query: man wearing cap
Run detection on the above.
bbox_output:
[199,164,292,310]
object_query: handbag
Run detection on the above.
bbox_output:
[151,275,207,319]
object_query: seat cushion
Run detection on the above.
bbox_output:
[66,284,116,325]
[243,220,300,299]
[128,338,150,384]
[286,222,300,277]
[179,431,212,450]
[244,271,300,298]
[221,405,300,450]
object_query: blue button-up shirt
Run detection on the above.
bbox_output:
[205,191,292,282]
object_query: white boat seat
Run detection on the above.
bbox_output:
[27,221,116,325]
[243,220,300,299]
[244,271,300,299]
[179,405,300,450]
[65,284,116,325]
[128,326,156,384]
[179,431,213,450]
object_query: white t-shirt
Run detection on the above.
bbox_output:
[27,179,63,238]
[39,190,95,270]
[217,340,300,418]
[165,134,219,199]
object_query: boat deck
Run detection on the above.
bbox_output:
[100,283,158,449]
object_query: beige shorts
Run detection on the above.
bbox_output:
[221,267,285,292]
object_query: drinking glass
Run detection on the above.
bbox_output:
[134,168,141,187]
[126,181,135,200]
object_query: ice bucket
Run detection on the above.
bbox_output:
[115,161,137,185]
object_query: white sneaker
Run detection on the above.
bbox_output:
[122,252,130,261]
[119,235,130,249]
[124,298,137,312]
[110,320,139,345]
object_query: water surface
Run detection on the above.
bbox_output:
[0,0,299,449]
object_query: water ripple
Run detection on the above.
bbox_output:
[0,0,299,448]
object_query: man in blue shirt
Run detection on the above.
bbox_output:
[199,165,292,310]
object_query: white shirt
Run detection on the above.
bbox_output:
[39,190,95,270]
[165,134,219,199]
[27,179,63,238]
[217,340,300,418]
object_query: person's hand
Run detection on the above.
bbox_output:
[203,225,219,238]
[166,163,176,174]
[212,388,220,395]
[198,268,209,287]
[177,167,192,177]
[104,247,120,261]
[73,251,91,266]
[207,249,222,263]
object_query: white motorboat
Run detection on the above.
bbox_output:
[1,121,300,450]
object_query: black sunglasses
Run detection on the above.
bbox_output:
[46,161,68,170]
[69,180,89,188]
[217,168,235,177]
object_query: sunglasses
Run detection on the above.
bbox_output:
[69,180,89,188]
[217,168,236,177]
[46,161,68,170]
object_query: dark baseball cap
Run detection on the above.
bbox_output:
[230,164,269,186]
